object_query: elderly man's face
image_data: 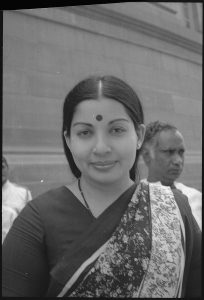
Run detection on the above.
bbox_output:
[148,130,185,186]
[2,158,9,186]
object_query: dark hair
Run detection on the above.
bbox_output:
[62,75,144,182]
[142,120,178,149]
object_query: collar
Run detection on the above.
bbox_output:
[144,178,176,189]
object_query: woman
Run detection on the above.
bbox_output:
[2,75,201,297]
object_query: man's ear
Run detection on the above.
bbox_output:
[141,148,151,166]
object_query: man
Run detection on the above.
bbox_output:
[141,121,202,229]
[2,156,32,242]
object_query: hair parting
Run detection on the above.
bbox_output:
[98,79,102,98]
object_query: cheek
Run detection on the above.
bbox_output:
[119,135,137,159]
[161,158,169,168]
[154,155,167,168]
[69,139,91,162]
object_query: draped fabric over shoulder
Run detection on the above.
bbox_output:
[47,181,186,298]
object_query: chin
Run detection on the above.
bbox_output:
[89,170,125,185]
[92,175,121,184]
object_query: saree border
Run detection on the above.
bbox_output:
[57,240,110,297]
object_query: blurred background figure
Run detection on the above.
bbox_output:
[2,156,32,243]
[141,121,202,229]
[2,206,17,243]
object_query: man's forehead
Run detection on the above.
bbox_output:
[156,129,185,149]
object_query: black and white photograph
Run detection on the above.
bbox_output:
[2,3,202,297]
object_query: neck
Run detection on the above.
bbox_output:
[147,175,173,187]
[80,176,134,203]
[2,179,9,188]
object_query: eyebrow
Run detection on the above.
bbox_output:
[72,122,92,127]
[73,118,129,127]
[160,147,185,151]
[109,118,129,124]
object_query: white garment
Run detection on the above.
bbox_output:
[174,182,202,230]
[2,206,18,243]
[2,180,32,243]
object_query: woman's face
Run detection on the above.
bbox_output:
[65,97,145,185]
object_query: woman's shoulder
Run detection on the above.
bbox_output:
[14,186,78,236]
[28,186,75,212]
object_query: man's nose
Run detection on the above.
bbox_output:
[172,153,183,165]
[92,135,111,154]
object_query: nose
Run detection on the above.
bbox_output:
[92,135,111,155]
[172,153,183,166]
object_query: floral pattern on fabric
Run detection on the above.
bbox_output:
[139,182,183,298]
[66,181,183,298]
[69,182,152,297]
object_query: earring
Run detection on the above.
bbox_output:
[137,143,141,149]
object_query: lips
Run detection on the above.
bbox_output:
[168,169,181,174]
[90,161,117,170]
[92,161,115,165]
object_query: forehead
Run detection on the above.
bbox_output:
[157,130,185,149]
[72,97,131,122]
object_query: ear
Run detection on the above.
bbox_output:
[136,124,146,148]
[142,148,152,166]
[63,131,71,149]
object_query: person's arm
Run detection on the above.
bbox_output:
[2,201,49,297]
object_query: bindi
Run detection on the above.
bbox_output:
[96,114,103,121]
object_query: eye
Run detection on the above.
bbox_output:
[162,150,174,155]
[77,130,92,137]
[110,127,127,135]
[179,149,185,156]
[168,150,174,155]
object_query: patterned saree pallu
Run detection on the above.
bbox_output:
[138,183,185,298]
[51,182,185,298]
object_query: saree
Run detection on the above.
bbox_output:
[46,181,185,298]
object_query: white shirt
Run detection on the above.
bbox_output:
[2,180,32,243]
[2,206,18,243]
[174,182,202,230]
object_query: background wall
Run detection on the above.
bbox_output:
[3,3,202,197]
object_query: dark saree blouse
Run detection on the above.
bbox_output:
[2,182,201,297]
